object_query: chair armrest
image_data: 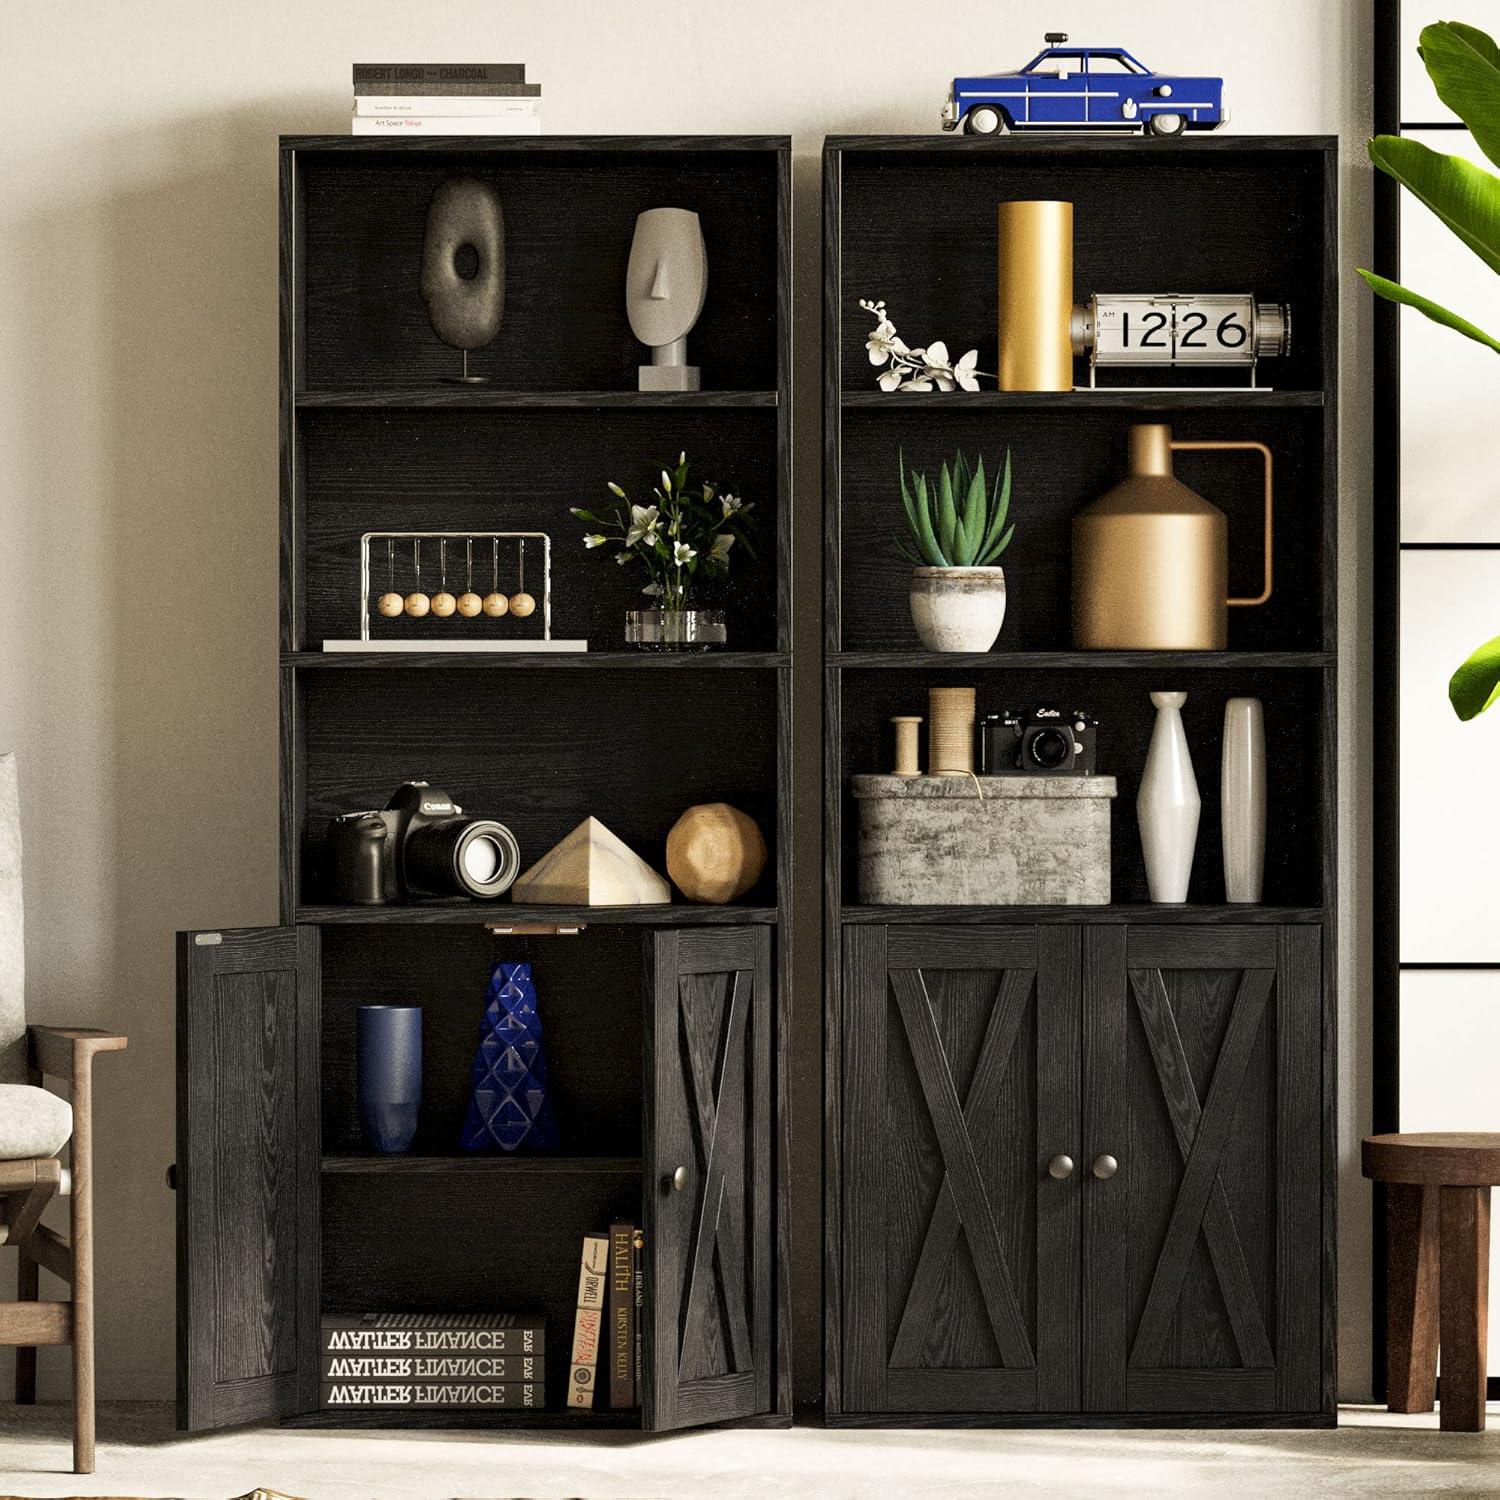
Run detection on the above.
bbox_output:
[27,1026,128,1083]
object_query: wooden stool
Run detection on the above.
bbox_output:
[1363,1133,1500,1431]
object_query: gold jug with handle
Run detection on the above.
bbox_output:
[1071,423,1273,650]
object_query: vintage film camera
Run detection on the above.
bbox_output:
[328,781,521,904]
[981,708,1099,776]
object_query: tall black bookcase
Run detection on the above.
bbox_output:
[822,136,1337,1426]
[175,135,792,1434]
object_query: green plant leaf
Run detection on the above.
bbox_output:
[911,473,944,565]
[960,458,987,554]
[898,450,921,546]
[1420,21,1500,174]
[1368,134,1500,276]
[937,462,958,563]
[1357,268,1500,353]
[975,448,1013,560]
[1450,632,1500,719]
[978,522,1016,564]
[894,535,925,566]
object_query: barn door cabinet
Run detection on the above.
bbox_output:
[823,138,1337,1426]
[177,921,778,1433]
[174,135,792,1434]
[836,923,1323,1422]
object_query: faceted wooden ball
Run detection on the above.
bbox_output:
[482,592,509,618]
[666,803,767,905]
[509,591,537,619]
[456,592,483,618]
[403,592,431,618]
[377,592,404,618]
[431,591,457,618]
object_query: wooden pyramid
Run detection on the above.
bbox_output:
[511,817,671,906]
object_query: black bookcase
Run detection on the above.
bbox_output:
[175,136,792,1434]
[822,136,1337,1426]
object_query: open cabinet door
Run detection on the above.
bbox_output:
[644,926,773,1431]
[176,926,320,1430]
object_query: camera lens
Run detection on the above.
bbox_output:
[404,818,521,899]
[1027,727,1072,770]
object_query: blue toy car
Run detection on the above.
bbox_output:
[942,33,1226,137]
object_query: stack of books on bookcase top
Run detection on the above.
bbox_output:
[351,63,542,135]
[320,1312,544,1410]
[567,1221,643,1411]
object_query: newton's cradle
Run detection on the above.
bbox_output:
[322,531,589,653]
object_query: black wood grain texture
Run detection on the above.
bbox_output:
[176,926,319,1430]
[296,668,778,910]
[644,927,773,1431]
[773,668,794,1415]
[294,145,780,391]
[284,652,789,671]
[840,391,1325,410]
[317,924,643,1157]
[298,389,778,409]
[321,1153,642,1175]
[1081,925,1128,1411]
[837,408,1325,654]
[837,667,1326,910]
[1076,924,1323,1416]
[320,1166,641,1413]
[843,905,1324,926]
[843,926,1072,1414]
[296,407,779,652]
[830,652,1333,671]
[297,902,777,926]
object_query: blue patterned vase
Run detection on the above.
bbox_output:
[460,961,559,1152]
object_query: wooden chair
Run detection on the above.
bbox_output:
[0,752,125,1473]
[1363,1131,1500,1432]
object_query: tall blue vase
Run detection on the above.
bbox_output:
[357,1004,422,1153]
[460,961,559,1152]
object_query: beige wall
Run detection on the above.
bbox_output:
[0,0,1374,1403]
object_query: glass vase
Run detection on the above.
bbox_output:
[624,607,727,651]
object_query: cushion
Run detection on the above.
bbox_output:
[0,1085,71,1159]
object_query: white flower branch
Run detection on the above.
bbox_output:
[858,298,994,393]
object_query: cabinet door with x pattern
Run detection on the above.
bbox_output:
[1081,925,1323,1415]
[841,925,1082,1413]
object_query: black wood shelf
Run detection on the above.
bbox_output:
[321,1153,643,1176]
[297,389,777,410]
[283,651,789,671]
[839,904,1324,926]
[823,135,1338,1429]
[830,651,1333,671]
[296,902,778,926]
[841,390,1324,410]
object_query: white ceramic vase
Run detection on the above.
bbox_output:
[1137,690,1200,904]
[1221,697,1266,903]
[909,566,1007,652]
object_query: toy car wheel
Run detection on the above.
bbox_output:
[1148,112,1186,137]
[965,105,1004,135]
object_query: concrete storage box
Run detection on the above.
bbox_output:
[853,774,1117,906]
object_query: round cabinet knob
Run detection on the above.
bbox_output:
[1047,1154,1074,1180]
[1092,1154,1119,1180]
[671,1165,689,1192]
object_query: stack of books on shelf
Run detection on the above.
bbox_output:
[351,63,542,135]
[320,1312,544,1409]
[568,1220,644,1410]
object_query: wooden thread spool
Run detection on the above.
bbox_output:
[891,716,923,777]
[927,687,976,777]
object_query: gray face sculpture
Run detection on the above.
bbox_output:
[420,176,505,383]
[626,208,707,392]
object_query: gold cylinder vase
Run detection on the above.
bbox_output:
[997,200,1074,392]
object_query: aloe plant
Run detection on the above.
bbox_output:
[896,449,1014,568]
[1360,20,1500,718]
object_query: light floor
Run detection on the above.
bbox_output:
[1,1403,1498,1499]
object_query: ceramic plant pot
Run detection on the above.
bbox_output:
[909,566,1007,652]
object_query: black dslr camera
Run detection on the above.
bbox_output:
[981,708,1099,776]
[328,782,521,904]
